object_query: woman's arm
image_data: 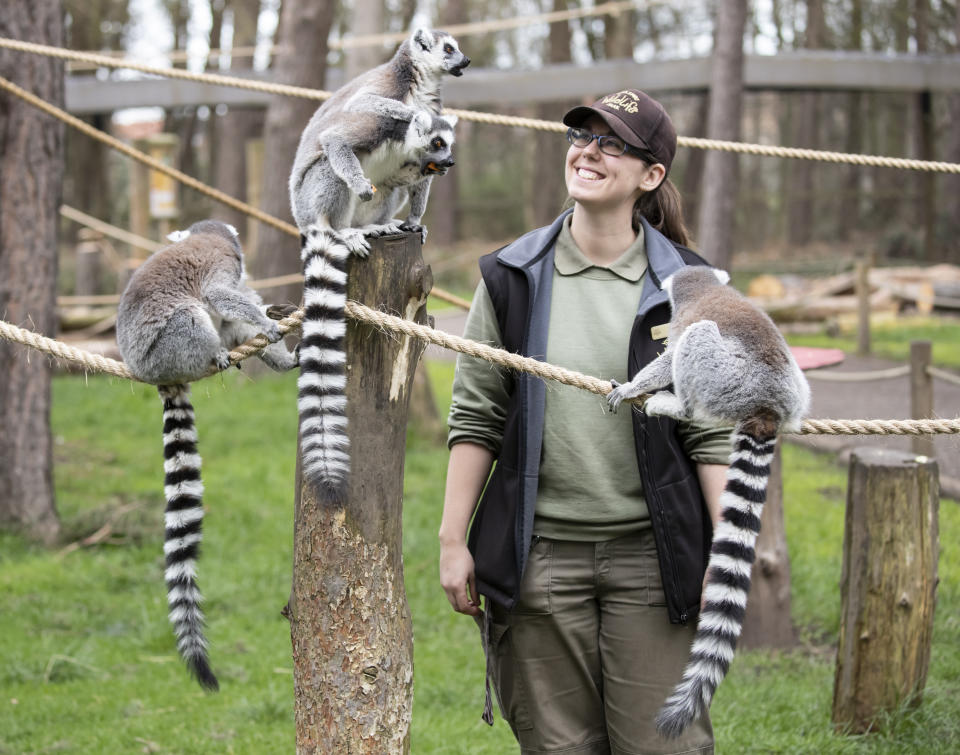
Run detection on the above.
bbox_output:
[696,463,727,528]
[438,442,495,616]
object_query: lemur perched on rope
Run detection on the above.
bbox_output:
[289,27,467,503]
[116,220,298,690]
[608,266,810,737]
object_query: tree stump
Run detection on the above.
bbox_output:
[832,448,939,734]
[289,232,431,754]
[740,442,795,649]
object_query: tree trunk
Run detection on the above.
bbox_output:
[289,232,430,753]
[832,448,939,734]
[912,0,935,259]
[423,0,468,247]
[786,0,825,248]
[530,0,575,230]
[213,0,266,241]
[344,0,387,81]
[947,2,960,263]
[0,0,64,544]
[740,442,794,649]
[254,0,336,306]
[837,0,863,242]
[696,0,746,269]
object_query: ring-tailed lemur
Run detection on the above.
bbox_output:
[296,112,457,502]
[289,26,468,250]
[116,220,299,690]
[607,265,810,738]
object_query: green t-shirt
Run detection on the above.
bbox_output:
[448,216,731,541]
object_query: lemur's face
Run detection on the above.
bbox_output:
[411,29,470,77]
[406,113,457,176]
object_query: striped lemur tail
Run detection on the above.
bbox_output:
[158,383,218,691]
[655,417,778,739]
[298,226,351,502]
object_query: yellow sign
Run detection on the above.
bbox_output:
[146,135,179,220]
[651,324,670,341]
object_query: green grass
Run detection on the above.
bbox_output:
[1,364,958,753]
[784,316,960,369]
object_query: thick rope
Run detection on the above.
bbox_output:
[3,311,959,436]
[3,36,960,173]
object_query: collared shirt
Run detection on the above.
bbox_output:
[449,215,731,541]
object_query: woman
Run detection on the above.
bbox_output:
[439,89,730,755]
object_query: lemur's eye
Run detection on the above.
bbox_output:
[432,138,446,149]
[444,44,454,53]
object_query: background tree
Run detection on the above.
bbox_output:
[253,0,337,307]
[0,0,65,544]
[212,0,268,240]
[696,0,747,269]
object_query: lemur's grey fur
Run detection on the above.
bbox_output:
[116,220,298,691]
[288,27,468,249]
[608,266,810,738]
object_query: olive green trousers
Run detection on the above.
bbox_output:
[483,531,714,755]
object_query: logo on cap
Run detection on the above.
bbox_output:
[600,90,640,115]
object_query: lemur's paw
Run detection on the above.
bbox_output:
[213,349,232,371]
[264,322,283,343]
[340,228,371,258]
[355,181,375,202]
[363,221,403,239]
[401,221,428,244]
[606,379,638,413]
[266,304,298,320]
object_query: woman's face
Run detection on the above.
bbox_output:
[564,115,665,213]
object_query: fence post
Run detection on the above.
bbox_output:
[832,447,939,734]
[288,232,429,753]
[855,255,871,357]
[910,340,934,458]
[74,228,104,297]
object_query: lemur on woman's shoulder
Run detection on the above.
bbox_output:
[608,266,810,738]
[117,220,299,690]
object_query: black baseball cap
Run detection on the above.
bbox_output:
[562,89,677,173]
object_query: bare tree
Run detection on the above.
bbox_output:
[343,0,387,81]
[0,0,64,544]
[946,0,960,262]
[696,0,747,269]
[530,0,576,229]
[838,0,864,242]
[253,0,336,307]
[212,0,267,239]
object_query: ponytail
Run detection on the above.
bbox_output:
[632,177,691,247]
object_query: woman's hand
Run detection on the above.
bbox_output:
[439,540,481,616]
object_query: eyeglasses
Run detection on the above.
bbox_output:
[566,127,647,159]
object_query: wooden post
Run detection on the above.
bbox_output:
[74,228,104,296]
[910,340,934,458]
[288,232,431,754]
[740,441,795,649]
[855,256,871,357]
[832,448,939,734]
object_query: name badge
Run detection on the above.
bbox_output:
[650,324,670,340]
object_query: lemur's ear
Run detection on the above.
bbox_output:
[167,230,191,243]
[225,224,239,238]
[712,268,731,286]
[412,28,433,51]
[411,110,431,138]
[661,272,676,297]
[443,114,458,129]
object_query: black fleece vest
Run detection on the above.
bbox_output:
[467,216,714,624]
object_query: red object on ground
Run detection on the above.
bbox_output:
[790,346,846,371]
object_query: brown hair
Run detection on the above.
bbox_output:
[632,176,691,247]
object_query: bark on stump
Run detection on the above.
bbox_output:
[832,448,939,734]
[289,232,431,754]
[740,442,795,649]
